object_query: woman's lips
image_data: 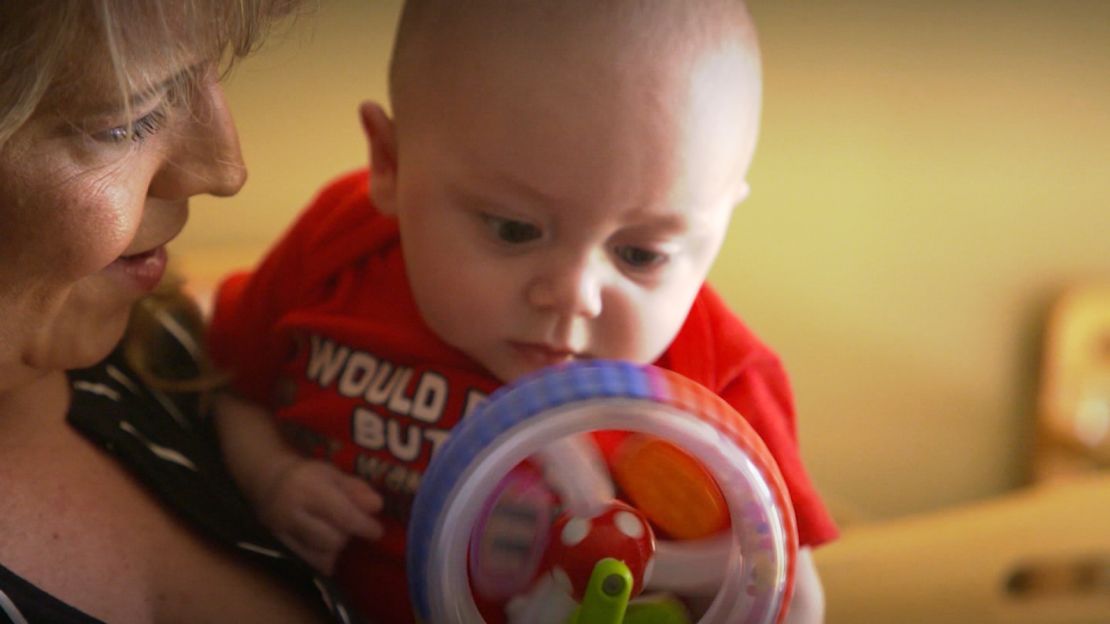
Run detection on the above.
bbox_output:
[108,245,168,292]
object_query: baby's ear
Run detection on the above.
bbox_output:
[360,101,399,215]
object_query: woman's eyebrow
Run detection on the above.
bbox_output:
[85,61,206,116]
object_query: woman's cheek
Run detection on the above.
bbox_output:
[59,181,141,276]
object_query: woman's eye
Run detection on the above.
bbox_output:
[484,215,541,244]
[95,107,168,144]
[616,245,667,269]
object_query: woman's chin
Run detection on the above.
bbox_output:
[50,324,129,372]
[40,294,134,372]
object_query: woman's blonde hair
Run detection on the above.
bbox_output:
[124,273,230,410]
[0,0,304,146]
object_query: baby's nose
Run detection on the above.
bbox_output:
[527,258,604,319]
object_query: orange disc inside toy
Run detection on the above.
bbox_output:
[611,433,729,540]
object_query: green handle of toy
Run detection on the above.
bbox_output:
[569,558,633,624]
[623,600,692,624]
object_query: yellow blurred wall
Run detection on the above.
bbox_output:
[177,0,1110,520]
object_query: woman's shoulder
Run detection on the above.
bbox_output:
[63,351,363,623]
[0,384,150,624]
[0,554,111,624]
[0,403,336,624]
[0,362,216,623]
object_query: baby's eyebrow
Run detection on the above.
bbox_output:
[623,212,689,234]
[447,176,557,214]
[445,184,505,212]
[477,172,561,207]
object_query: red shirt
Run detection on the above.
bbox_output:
[209,169,837,623]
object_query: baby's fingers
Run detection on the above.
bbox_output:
[306,476,384,541]
[284,539,337,577]
[335,472,384,517]
[282,513,347,575]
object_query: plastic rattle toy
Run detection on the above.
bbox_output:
[407,361,798,624]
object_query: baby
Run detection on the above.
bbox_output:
[208,1,838,622]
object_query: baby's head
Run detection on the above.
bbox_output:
[364,0,762,382]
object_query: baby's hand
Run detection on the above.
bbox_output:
[257,458,384,575]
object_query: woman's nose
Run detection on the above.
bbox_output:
[527,253,604,319]
[148,78,246,200]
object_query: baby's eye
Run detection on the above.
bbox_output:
[483,215,542,244]
[615,245,667,269]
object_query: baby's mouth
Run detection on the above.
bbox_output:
[510,341,587,366]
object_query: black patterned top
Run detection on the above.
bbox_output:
[0,349,365,624]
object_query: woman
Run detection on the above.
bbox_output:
[0,2,359,622]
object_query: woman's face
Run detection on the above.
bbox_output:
[0,45,245,382]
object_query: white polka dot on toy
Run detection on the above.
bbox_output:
[642,556,655,586]
[551,566,573,594]
[561,517,591,546]
[614,510,644,539]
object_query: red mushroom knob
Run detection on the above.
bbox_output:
[546,500,656,601]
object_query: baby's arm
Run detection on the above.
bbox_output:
[785,548,825,624]
[214,393,384,574]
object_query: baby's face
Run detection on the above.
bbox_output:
[387,37,759,382]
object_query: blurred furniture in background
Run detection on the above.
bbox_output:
[1035,285,1110,482]
[816,284,1110,623]
[816,474,1109,623]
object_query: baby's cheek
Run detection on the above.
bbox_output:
[594,295,646,361]
[411,261,495,343]
[623,292,688,363]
